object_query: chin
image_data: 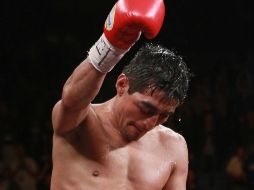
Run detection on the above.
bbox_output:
[124,128,145,142]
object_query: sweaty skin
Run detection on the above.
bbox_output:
[51,59,189,190]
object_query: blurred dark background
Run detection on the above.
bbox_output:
[1,0,254,189]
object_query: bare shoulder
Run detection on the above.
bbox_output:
[146,125,188,159]
[153,125,188,165]
[153,125,187,146]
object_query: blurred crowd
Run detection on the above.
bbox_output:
[170,51,254,190]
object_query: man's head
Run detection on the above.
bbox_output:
[114,43,192,141]
[122,43,191,104]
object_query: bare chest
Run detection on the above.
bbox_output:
[52,136,175,190]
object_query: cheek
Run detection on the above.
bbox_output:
[123,103,140,118]
[157,118,168,125]
[119,105,137,126]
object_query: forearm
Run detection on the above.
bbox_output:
[62,58,106,110]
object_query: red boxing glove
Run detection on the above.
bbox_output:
[104,0,165,50]
[88,0,165,73]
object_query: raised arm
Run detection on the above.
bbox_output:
[52,0,165,135]
[52,59,106,135]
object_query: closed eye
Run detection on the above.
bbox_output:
[138,101,174,119]
[139,106,156,116]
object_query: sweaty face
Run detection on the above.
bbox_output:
[118,90,179,141]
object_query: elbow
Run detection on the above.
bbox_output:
[61,84,88,111]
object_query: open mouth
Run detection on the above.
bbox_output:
[127,121,147,136]
[129,123,144,134]
[133,124,142,133]
[125,122,147,141]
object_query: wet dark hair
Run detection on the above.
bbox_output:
[122,43,192,103]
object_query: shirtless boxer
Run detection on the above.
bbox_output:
[51,0,191,189]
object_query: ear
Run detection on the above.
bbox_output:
[115,74,129,96]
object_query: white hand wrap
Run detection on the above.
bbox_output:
[88,34,127,73]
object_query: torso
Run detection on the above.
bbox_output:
[51,104,180,190]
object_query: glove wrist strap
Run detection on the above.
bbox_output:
[88,34,127,73]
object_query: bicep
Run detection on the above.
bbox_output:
[163,137,189,190]
[52,100,89,135]
[163,165,188,190]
